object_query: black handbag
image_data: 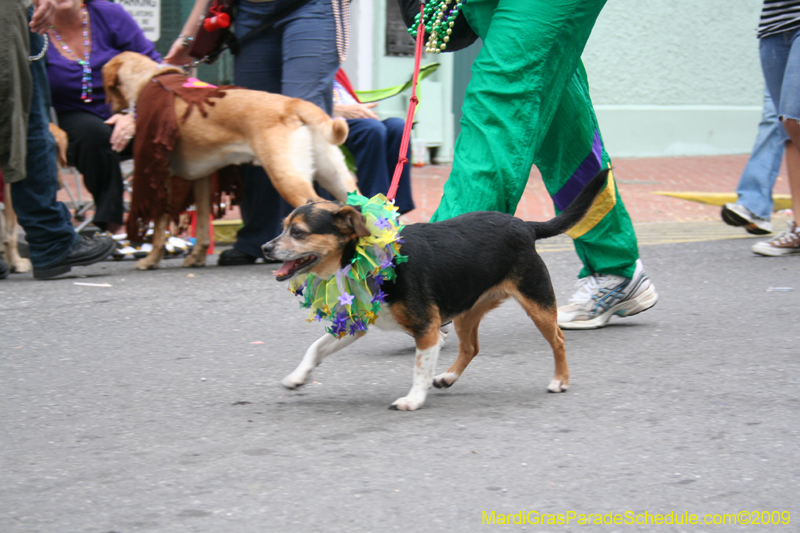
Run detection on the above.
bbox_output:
[396,0,478,53]
[189,0,235,64]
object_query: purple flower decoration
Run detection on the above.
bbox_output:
[375,217,391,230]
[380,257,394,270]
[371,289,387,304]
[331,313,349,335]
[338,292,354,306]
[373,273,386,285]
[292,284,304,297]
[349,318,367,335]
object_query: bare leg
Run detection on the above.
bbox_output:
[183,177,210,267]
[282,332,365,389]
[781,118,800,222]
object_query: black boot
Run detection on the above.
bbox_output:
[33,234,116,279]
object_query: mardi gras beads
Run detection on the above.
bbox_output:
[50,6,93,102]
[407,0,467,54]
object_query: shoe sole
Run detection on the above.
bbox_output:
[744,224,773,236]
[722,205,772,235]
[33,239,117,280]
[558,285,659,330]
[752,245,800,257]
[218,258,258,266]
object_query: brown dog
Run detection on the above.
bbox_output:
[102,52,358,270]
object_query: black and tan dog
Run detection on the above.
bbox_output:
[263,169,610,411]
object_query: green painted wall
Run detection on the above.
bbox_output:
[370,0,766,160]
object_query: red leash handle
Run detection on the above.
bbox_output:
[386,1,426,203]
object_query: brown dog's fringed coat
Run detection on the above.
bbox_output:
[126,73,241,240]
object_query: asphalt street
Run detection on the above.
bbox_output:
[1,229,799,532]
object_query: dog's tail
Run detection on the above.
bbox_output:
[528,169,611,240]
[293,99,349,145]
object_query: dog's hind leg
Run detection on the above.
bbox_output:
[282,331,365,390]
[432,295,503,389]
[516,295,569,393]
[314,143,359,201]
[254,130,322,207]
[135,213,169,270]
[183,177,210,268]
[2,183,32,273]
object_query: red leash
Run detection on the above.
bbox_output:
[386,1,427,203]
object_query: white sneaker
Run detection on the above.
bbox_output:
[557,259,658,330]
[721,203,773,235]
[751,221,800,256]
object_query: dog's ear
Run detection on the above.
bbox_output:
[334,205,370,239]
[102,56,126,114]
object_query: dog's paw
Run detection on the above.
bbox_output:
[432,371,458,389]
[281,374,307,390]
[389,395,425,411]
[182,255,206,268]
[135,258,158,270]
[547,379,569,393]
[10,257,31,273]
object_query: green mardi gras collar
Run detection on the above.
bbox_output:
[288,192,407,338]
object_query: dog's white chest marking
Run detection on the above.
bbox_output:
[372,305,404,332]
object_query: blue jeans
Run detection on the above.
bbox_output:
[760,27,800,127]
[345,117,415,214]
[10,27,77,269]
[232,0,339,258]
[736,88,786,219]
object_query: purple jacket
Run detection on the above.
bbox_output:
[47,0,162,120]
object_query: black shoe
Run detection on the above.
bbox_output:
[218,248,259,266]
[0,255,8,280]
[33,234,116,280]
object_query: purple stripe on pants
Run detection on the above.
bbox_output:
[552,130,603,212]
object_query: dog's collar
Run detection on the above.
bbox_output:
[288,193,407,337]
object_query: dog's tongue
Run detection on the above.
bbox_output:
[274,260,297,277]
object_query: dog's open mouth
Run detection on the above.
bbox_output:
[274,254,319,281]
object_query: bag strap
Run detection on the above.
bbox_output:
[193,0,313,66]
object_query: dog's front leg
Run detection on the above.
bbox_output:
[135,213,169,270]
[282,331,365,390]
[390,327,442,411]
[2,183,32,273]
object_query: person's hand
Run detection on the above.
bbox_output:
[106,113,136,152]
[30,0,57,35]
[333,102,379,120]
[163,37,194,67]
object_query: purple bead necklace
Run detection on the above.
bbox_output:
[50,6,93,102]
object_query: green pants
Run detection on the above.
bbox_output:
[431,0,639,278]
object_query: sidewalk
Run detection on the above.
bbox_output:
[56,154,792,227]
[402,154,792,225]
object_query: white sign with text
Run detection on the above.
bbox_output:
[115,0,161,42]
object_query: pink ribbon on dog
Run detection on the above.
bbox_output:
[182,78,218,89]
